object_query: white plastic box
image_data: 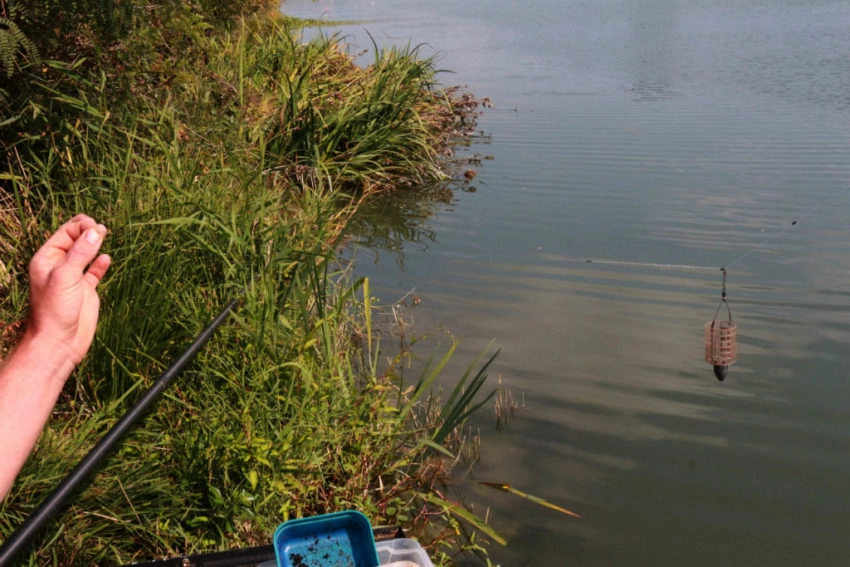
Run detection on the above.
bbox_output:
[375,538,434,567]
[258,536,434,567]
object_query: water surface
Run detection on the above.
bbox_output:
[281,1,850,565]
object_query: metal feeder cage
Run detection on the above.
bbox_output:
[705,268,736,381]
[704,320,736,367]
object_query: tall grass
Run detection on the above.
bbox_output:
[0,13,495,566]
[238,24,463,193]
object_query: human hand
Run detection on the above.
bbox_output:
[26,214,111,366]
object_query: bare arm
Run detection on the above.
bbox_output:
[0,215,111,500]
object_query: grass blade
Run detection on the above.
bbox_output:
[479,482,582,519]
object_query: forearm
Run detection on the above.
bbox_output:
[0,331,77,500]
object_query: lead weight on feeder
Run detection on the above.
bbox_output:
[713,365,728,381]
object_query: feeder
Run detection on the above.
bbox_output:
[705,268,736,381]
[705,319,736,381]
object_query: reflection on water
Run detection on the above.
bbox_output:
[346,184,450,269]
[347,156,486,269]
[282,0,850,565]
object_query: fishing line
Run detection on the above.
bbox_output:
[569,184,850,379]
[576,218,800,274]
[578,185,850,273]
[723,184,850,270]
[579,258,721,271]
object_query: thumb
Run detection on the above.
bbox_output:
[63,226,107,274]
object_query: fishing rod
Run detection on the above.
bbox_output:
[0,294,244,565]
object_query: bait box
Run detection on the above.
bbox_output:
[273,510,379,567]
[374,539,433,567]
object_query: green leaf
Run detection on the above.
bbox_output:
[247,470,259,491]
[479,482,581,519]
[421,492,507,546]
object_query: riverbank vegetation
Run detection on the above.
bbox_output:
[0,1,497,564]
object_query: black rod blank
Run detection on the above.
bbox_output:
[0,296,242,565]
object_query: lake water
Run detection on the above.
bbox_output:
[280,1,850,565]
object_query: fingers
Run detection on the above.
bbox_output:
[30,216,99,278]
[83,254,112,287]
[38,215,98,254]
[62,225,109,276]
[29,217,111,289]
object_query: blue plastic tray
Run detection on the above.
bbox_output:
[273,510,379,567]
